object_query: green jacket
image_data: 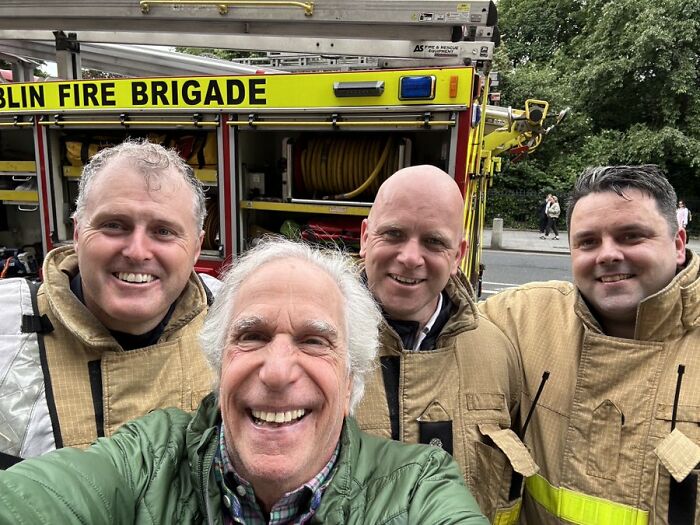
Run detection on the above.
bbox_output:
[0,394,488,524]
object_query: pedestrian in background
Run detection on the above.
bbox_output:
[538,193,552,234]
[677,200,691,233]
[541,195,560,240]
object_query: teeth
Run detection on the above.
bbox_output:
[251,409,306,424]
[116,272,155,283]
[392,274,422,285]
[600,274,632,283]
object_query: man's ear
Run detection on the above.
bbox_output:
[675,227,687,267]
[73,219,80,249]
[359,219,369,258]
[193,230,204,264]
[451,238,468,275]
[344,374,353,417]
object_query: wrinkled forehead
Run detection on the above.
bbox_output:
[232,258,347,321]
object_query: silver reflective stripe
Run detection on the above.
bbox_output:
[0,278,55,458]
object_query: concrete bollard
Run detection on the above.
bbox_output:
[491,218,503,249]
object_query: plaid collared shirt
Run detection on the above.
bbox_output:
[212,424,339,525]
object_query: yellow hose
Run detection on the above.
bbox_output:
[299,135,397,200]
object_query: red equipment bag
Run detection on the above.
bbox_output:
[301,216,363,251]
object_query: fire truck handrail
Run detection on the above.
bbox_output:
[139,0,315,17]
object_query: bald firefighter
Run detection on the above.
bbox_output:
[355,165,533,522]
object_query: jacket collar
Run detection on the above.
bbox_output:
[440,271,480,336]
[41,245,207,348]
[187,393,222,525]
[574,250,700,341]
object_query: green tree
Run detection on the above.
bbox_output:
[175,47,263,60]
[492,0,700,229]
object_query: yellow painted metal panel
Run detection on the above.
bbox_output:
[0,68,472,114]
[0,190,39,202]
[240,200,370,216]
[0,160,36,172]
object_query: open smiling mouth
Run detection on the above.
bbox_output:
[250,409,308,428]
[598,274,633,283]
[390,274,425,285]
[114,272,156,284]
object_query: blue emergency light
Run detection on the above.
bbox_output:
[399,76,436,100]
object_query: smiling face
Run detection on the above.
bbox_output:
[219,258,351,510]
[570,189,686,337]
[73,160,203,334]
[360,166,466,326]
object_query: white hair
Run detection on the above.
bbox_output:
[200,236,381,413]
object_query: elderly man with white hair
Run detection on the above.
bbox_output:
[0,237,488,524]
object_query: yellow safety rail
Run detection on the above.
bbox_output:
[140,0,314,16]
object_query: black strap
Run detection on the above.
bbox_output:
[669,474,697,525]
[199,274,215,306]
[0,451,23,470]
[508,371,550,502]
[380,356,401,441]
[21,313,54,334]
[668,364,695,524]
[87,360,105,438]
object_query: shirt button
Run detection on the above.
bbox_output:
[236,485,246,497]
[223,495,232,509]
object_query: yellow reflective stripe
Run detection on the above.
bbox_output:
[493,498,521,525]
[525,474,649,525]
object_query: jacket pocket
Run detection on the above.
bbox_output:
[654,429,700,524]
[586,399,623,480]
[471,423,538,524]
[656,403,700,441]
[461,393,519,521]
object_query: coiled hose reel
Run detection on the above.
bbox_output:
[297,135,403,200]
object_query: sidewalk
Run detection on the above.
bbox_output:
[483,228,700,255]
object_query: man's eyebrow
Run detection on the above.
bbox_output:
[230,316,266,333]
[571,229,597,241]
[89,211,130,222]
[572,223,652,240]
[424,230,451,241]
[90,212,184,230]
[304,320,339,339]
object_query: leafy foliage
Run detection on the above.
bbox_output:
[491,0,700,229]
[175,47,263,60]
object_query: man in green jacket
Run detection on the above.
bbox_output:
[0,237,488,524]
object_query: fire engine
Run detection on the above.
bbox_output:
[0,0,563,290]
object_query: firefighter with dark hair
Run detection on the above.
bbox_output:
[481,165,700,524]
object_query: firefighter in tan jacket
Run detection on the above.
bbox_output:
[0,140,214,467]
[354,165,533,523]
[481,165,700,524]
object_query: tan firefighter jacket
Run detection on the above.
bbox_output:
[0,246,213,462]
[480,250,700,525]
[355,272,536,524]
